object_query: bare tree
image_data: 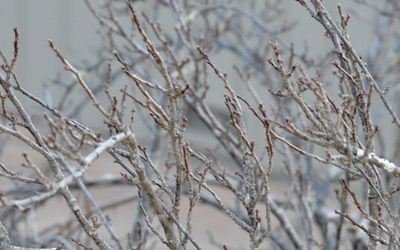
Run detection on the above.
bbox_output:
[1,0,400,249]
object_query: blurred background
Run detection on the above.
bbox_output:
[0,1,393,249]
[0,0,375,130]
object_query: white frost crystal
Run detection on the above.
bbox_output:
[355,148,399,174]
[368,152,398,173]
